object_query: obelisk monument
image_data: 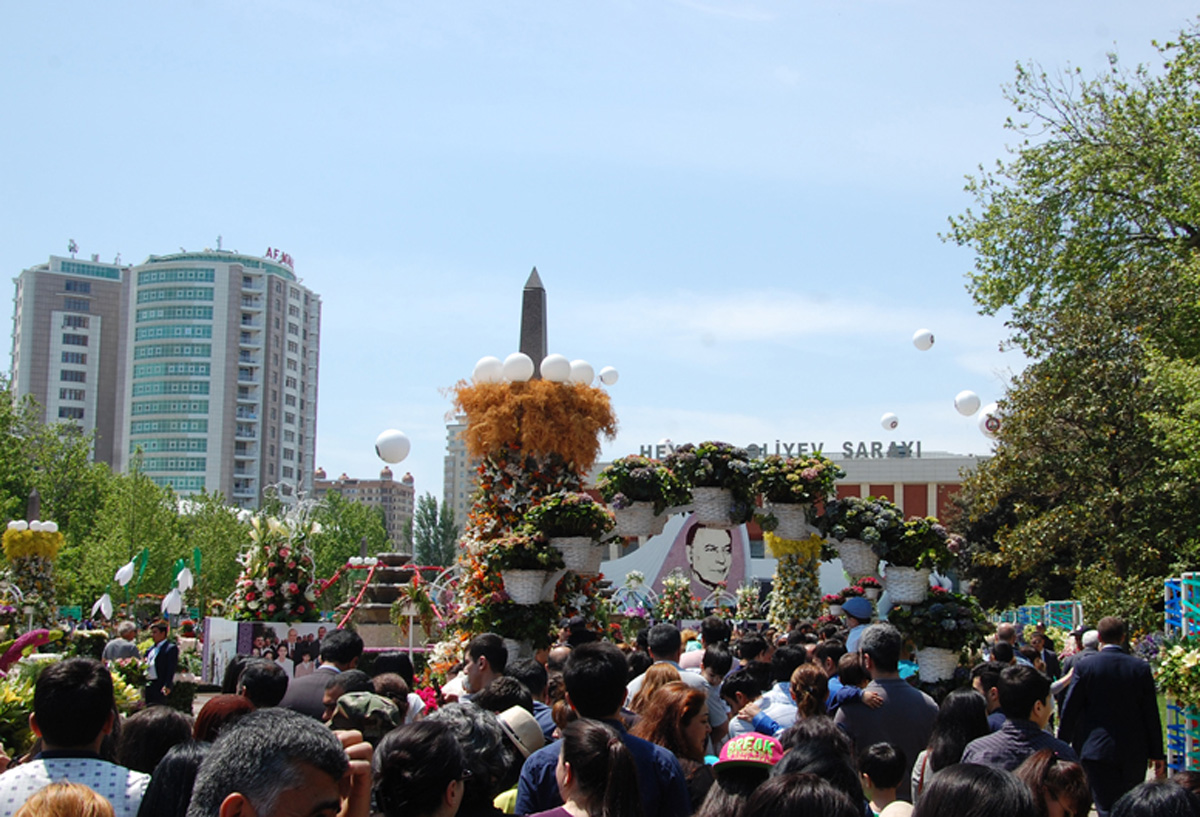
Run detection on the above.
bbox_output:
[520,267,547,377]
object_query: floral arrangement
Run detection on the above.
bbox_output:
[887,587,992,651]
[521,491,614,540]
[855,576,882,590]
[3,523,64,628]
[753,454,845,505]
[764,531,825,561]
[887,517,955,570]
[1155,637,1200,711]
[458,600,558,647]
[665,442,756,524]
[2,527,63,561]
[391,575,439,639]
[483,533,565,572]
[596,456,690,515]
[555,572,611,637]
[468,447,584,539]
[179,619,197,638]
[818,496,904,554]
[655,569,701,621]
[814,614,839,627]
[625,570,645,588]
[735,584,761,620]
[109,656,147,689]
[841,585,865,598]
[764,532,823,627]
[228,513,322,622]
[822,593,845,606]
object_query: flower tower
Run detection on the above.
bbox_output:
[1,520,63,629]
[229,513,322,622]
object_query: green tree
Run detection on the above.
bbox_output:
[412,493,460,566]
[178,490,251,616]
[310,493,390,580]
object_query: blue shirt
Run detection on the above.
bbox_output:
[961,718,1078,771]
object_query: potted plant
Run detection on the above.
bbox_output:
[734,583,762,620]
[486,533,565,605]
[753,454,845,539]
[822,592,846,617]
[665,442,755,528]
[817,496,904,578]
[596,456,690,537]
[856,575,883,601]
[888,587,992,682]
[522,492,613,574]
[655,569,702,621]
[1155,638,1200,713]
[884,517,954,605]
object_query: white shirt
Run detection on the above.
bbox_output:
[0,756,150,817]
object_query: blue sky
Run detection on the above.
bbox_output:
[2,3,1195,503]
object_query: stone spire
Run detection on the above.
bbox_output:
[519,267,547,376]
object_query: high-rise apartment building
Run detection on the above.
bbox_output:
[443,418,476,530]
[312,467,416,548]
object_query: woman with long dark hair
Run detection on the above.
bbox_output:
[910,688,990,802]
[630,681,713,808]
[913,764,1036,817]
[531,719,644,817]
[1013,750,1091,817]
[374,720,469,817]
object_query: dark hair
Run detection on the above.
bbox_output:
[151,619,169,633]
[926,688,991,773]
[116,705,194,775]
[737,635,769,662]
[702,644,733,676]
[991,641,1015,664]
[696,765,771,817]
[564,642,629,718]
[789,664,828,718]
[630,682,708,762]
[773,735,865,811]
[721,668,767,705]
[328,669,374,696]
[647,623,682,659]
[186,709,349,817]
[813,640,847,671]
[472,676,534,714]
[467,633,508,675]
[859,624,902,673]
[998,664,1051,720]
[427,702,515,806]
[837,652,868,687]
[560,719,645,817]
[1013,749,1092,817]
[319,628,365,666]
[701,615,732,646]
[237,659,289,708]
[136,741,209,817]
[778,715,855,760]
[970,661,1004,696]
[1097,616,1127,645]
[912,763,1037,817]
[193,694,255,743]
[220,655,251,695]
[1174,772,1200,797]
[33,658,114,748]
[744,772,860,817]
[1111,781,1200,817]
[770,646,808,684]
[859,742,906,790]
[506,658,549,698]
[373,721,467,817]
[371,673,412,720]
[627,650,654,682]
[371,651,416,688]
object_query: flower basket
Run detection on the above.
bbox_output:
[613,502,667,538]
[598,456,690,516]
[886,566,931,604]
[666,442,755,526]
[769,503,812,540]
[828,603,844,616]
[692,487,738,528]
[836,539,880,578]
[916,647,960,682]
[551,537,604,575]
[523,491,614,540]
[501,570,550,605]
[864,587,882,601]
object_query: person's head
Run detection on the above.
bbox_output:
[998,664,1054,726]
[647,623,683,662]
[151,619,170,643]
[777,714,855,761]
[626,650,653,682]
[687,525,734,589]
[1013,749,1092,817]
[318,628,364,670]
[32,658,115,750]
[737,634,769,663]
[721,667,767,713]
[912,763,1037,817]
[992,641,1016,664]
[858,742,906,796]
[13,781,113,817]
[506,658,549,701]
[557,719,645,817]
[1081,629,1100,650]
[629,662,681,713]
[370,673,411,719]
[373,721,468,817]
[813,640,847,678]
[630,681,710,762]
[789,663,830,719]
[701,615,732,647]
[185,709,350,817]
[996,622,1017,644]
[237,658,289,709]
[472,676,534,714]
[330,692,402,747]
[836,652,869,688]
[117,620,138,641]
[1029,631,1047,652]
[465,632,507,693]
[193,694,256,743]
[842,596,874,627]
[701,643,734,686]
[1174,773,1200,797]
[371,651,416,688]
[496,704,545,760]
[322,669,374,722]
[220,655,251,695]
[770,645,808,684]
[1111,781,1200,817]
[773,729,865,810]
[116,705,193,775]
[1097,616,1127,646]
[743,772,861,817]
[700,735,781,817]
[564,641,630,719]
[926,687,991,773]
[971,661,1004,714]
[858,623,902,675]
[137,741,210,817]
[427,702,515,808]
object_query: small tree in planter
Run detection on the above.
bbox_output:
[855,576,883,600]
[818,496,904,577]
[597,456,689,537]
[666,442,755,528]
[753,455,845,539]
[522,491,614,540]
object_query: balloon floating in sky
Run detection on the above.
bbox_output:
[881,412,900,430]
[978,402,1002,439]
[375,429,411,464]
[502,352,535,382]
[912,328,935,351]
[473,356,504,383]
[568,360,594,385]
[954,390,981,416]
[598,366,619,385]
[540,353,571,382]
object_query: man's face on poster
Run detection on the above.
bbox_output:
[687,527,733,589]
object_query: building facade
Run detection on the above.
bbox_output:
[443,418,475,530]
[312,467,416,548]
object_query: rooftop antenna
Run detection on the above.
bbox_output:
[216,235,223,251]
[113,252,121,265]
[68,239,78,258]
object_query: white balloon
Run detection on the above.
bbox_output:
[5,521,18,531]
[954,390,982,416]
[28,521,43,532]
[979,402,1002,439]
[881,412,900,430]
[599,366,619,385]
[568,360,594,385]
[502,352,535,382]
[42,521,58,533]
[375,429,411,464]
[115,560,136,587]
[472,356,504,383]
[162,587,183,615]
[540,354,571,382]
[11,520,27,532]
[912,328,935,351]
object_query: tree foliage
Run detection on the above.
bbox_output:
[413,493,459,567]
[310,493,390,580]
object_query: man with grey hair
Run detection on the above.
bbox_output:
[186,708,372,817]
[428,702,516,815]
[834,623,937,801]
[102,621,139,661]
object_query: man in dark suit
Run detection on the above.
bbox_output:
[279,628,364,719]
[1058,616,1166,817]
[144,619,178,706]
[1030,631,1062,680]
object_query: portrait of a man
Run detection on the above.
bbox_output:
[686,525,733,593]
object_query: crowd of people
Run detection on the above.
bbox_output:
[0,608,1196,817]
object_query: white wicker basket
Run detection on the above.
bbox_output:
[836,539,880,578]
[552,537,604,575]
[501,570,548,605]
[886,566,932,605]
[613,502,665,538]
[916,647,960,682]
[828,604,844,617]
[769,503,812,540]
[691,487,736,528]
[863,588,882,601]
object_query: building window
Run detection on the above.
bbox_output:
[59,388,85,401]
[285,412,295,424]
[62,315,89,329]
[64,280,91,294]
[285,394,296,406]
[269,445,276,456]
[60,370,86,383]
[61,352,87,364]
[287,341,298,353]
[287,323,299,336]
[58,406,84,420]
[63,297,90,312]
[283,448,294,460]
[62,334,88,347]
[282,466,294,478]
[285,376,297,389]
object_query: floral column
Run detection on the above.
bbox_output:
[764,532,823,628]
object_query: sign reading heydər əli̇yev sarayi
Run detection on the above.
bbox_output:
[638,440,923,460]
